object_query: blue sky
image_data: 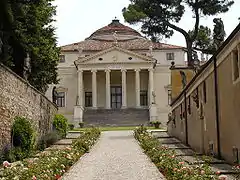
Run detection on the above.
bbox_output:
[53,0,240,47]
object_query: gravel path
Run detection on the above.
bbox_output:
[62,131,166,180]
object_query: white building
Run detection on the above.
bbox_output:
[46,19,186,127]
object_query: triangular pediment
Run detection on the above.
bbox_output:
[75,46,155,65]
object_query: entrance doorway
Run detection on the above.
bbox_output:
[111,86,122,109]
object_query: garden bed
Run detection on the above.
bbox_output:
[0,127,101,180]
[134,126,221,180]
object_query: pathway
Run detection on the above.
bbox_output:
[62,131,166,180]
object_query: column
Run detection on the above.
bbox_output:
[121,69,127,108]
[77,70,83,107]
[148,68,154,105]
[105,69,111,109]
[91,69,97,108]
[135,69,140,107]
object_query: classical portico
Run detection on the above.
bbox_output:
[76,68,154,109]
[73,46,157,123]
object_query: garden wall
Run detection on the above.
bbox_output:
[0,63,57,149]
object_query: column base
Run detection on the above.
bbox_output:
[121,106,127,109]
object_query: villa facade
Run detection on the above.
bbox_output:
[46,19,186,126]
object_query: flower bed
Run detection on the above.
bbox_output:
[134,126,219,180]
[0,127,101,180]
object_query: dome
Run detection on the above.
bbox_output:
[87,19,143,41]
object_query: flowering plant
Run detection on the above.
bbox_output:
[0,127,101,180]
[134,126,219,180]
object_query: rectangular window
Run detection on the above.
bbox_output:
[59,55,65,63]
[85,92,92,107]
[56,92,65,107]
[168,90,172,105]
[233,49,239,81]
[203,81,207,103]
[140,90,148,106]
[166,53,174,61]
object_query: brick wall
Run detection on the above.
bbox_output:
[0,63,57,149]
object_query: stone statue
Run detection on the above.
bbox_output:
[52,86,58,104]
[152,91,156,104]
[149,45,153,56]
[23,53,31,80]
[179,70,187,89]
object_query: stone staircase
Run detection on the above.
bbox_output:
[83,108,149,127]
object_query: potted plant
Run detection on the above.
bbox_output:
[68,124,74,130]
[79,122,84,128]
[151,121,161,129]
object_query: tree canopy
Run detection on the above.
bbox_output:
[0,0,59,93]
[123,0,234,66]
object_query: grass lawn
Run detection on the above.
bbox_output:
[70,126,159,132]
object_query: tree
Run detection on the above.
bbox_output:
[122,0,234,66]
[0,0,59,93]
[190,18,226,54]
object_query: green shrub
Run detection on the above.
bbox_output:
[53,114,68,138]
[134,126,218,179]
[79,122,84,128]
[72,127,101,153]
[10,116,35,161]
[150,121,161,129]
[0,127,101,179]
[37,131,60,151]
[68,124,74,130]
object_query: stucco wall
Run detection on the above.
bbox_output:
[0,64,57,149]
[169,29,240,164]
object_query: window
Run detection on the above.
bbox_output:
[203,81,207,103]
[140,90,148,106]
[56,92,65,107]
[168,90,172,105]
[232,48,239,81]
[59,55,65,63]
[166,53,174,61]
[85,92,92,107]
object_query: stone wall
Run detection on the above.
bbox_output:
[0,63,57,149]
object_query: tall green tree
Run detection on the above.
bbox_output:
[122,0,234,66]
[0,0,59,93]
[190,18,226,54]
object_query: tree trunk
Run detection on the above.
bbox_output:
[186,40,193,67]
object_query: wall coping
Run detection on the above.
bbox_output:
[0,63,58,109]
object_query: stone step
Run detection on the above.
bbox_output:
[83,108,149,126]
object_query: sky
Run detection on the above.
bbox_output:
[52,0,240,47]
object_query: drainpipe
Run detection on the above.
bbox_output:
[213,57,221,159]
[184,91,189,145]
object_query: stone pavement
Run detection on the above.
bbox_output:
[62,131,166,180]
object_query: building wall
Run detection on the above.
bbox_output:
[171,68,194,101]
[0,64,57,149]
[169,29,240,164]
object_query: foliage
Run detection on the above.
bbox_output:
[79,122,84,128]
[53,114,68,138]
[0,0,59,93]
[122,0,234,65]
[134,126,219,179]
[68,124,75,130]
[0,127,101,180]
[190,18,226,54]
[37,131,60,151]
[150,121,161,129]
[9,116,35,161]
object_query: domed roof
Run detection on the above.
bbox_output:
[87,19,142,41]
